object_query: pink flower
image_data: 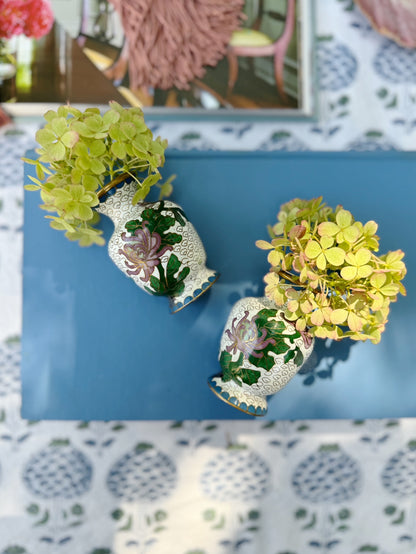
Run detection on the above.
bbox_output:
[119,226,172,282]
[0,0,25,39]
[23,0,54,39]
[0,0,54,40]
[225,311,276,359]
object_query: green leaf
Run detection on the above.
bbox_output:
[71,504,84,516]
[27,503,40,515]
[239,366,261,385]
[386,96,398,109]
[140,207,175,236]
[154,510,167,522]
[338,508,351,520]
[377,88,388,99]
[119,514,133,531]
[203,509,216,521]
[125,219,142,234]
[149,275,161,293]
[2,547,27,554]
[249,351,275,371]
[270,339,291,356]
[302,512,317,530]
[293,348,304,366]
[220,351,244,385]
[391,510,405,525]
[162,232,182,245]
[284,349,296,364]
[34,509,50,526]
[257,308,280,321]
[166,254,181,282]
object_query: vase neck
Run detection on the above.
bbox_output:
[95,179,138,220]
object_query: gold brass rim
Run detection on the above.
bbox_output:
[97,172,131,199]
[170,273,220,314]
[207,380,266,417]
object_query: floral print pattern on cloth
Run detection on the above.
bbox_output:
[95,180,219,312]
[208,296,314,416]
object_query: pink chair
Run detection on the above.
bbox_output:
[226,0,296,101]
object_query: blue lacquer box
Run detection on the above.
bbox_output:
[21,150,415,420]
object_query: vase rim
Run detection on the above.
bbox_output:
[97,172,131,200]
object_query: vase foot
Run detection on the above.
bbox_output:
[170,270,219,313]
[207,375,268,416]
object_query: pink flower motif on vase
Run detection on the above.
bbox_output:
[225,310,276,359]
[118,226,172,282]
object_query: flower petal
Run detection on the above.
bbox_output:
[370,272,387,288]
[341,265,358,281]
[348,312,363,332]
[325,247,345,266]
[364,220,378,236]
[357,264,373,279]
[268,250,282,266]
[318,221,338,237]
[316,252,327,270]
[331,309,348,325]
[256,240,274,250]
[310,310,324,326]
[336,209,353,228]
[342,225,360,243]
[355,248,372,266]
[381,283,400,296]
[304,240,322,259]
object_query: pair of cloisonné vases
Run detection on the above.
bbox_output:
[97,180,314,416]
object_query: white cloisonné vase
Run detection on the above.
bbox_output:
[208,296,314,416]
[96,180,219,312]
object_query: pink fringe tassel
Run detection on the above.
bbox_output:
[109,0,245,90]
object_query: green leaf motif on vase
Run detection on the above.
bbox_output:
[220,309,305,387]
